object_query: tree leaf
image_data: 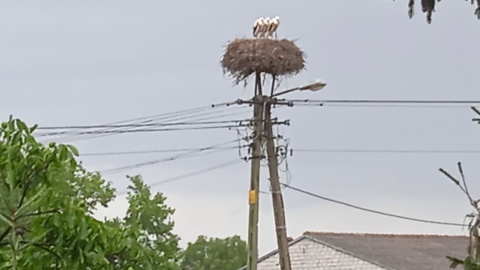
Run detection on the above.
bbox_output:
[66,145,79,157]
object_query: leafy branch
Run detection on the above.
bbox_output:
[17,160,52,210]
[16,209,59,221]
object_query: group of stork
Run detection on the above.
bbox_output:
[252,16,280,39]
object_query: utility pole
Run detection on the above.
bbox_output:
[220,23,326,270]
[264,99,292,270]
[242,81,326,270]
[246,73,264,270]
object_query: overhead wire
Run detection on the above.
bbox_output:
[100,138,244,175]
[38,102,249,143]
[116,158,243,196]
[282,183,466,227]
[285,99,480,105]
[80,146,241,157]
[77,147,480,157]
[293,149,480,154]
[284,99,480,109]
[45,104,221,137]
[40,106,246,136]
[36,124,251,136]
[36,120,256,130]
[100,147,232,175]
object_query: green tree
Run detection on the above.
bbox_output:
[180,235,247,270]
[0,116,180,269]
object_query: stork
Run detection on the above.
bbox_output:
[261,17,271,39]
[267,16,280,39]
[252,17,265,39]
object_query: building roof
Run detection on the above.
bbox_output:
[243,232,469,270]
[305,232,469,270]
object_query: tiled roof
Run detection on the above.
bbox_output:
[303,231,469,270]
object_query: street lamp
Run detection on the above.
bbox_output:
[271,80,327,97]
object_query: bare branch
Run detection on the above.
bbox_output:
[473,107,480,124]
[457,162,479,211]
[473,107,480,116]
[458,163,471,197]
[439,168,461,186]
[440,166,480,214]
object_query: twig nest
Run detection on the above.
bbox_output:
[221,38,305,84]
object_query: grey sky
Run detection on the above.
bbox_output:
[1,0,479,255]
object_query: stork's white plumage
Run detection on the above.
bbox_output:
[252,17,264,39]
[261,17,271,39]
[267,16,280,39]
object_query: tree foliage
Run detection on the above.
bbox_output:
[394,0,480,23]
[180,235,247,270]
[0,116,180,269]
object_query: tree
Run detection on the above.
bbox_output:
[393,0,480,23]
[0,116,180,269]
[180,235,247,270]
[438,108,480,270]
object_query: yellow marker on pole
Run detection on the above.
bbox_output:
[249,190,257,205]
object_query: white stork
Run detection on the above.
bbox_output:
[261,17,271,39]
[252,17,265,39]
[267,16,280,39]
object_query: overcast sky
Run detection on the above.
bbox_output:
[1,0,479,255]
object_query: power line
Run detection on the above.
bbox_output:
[36,120,251,130]
[284,99,480,109]
[100,139,242,175]
[117,159,242,196]
[293,148,480,154]
[36,124,249,137]
[79,147,480,157]
[39,104,249,143]
[297,104,475,109]
[81,146,241,157]
[58,103,232,136]
[286,99,480,105]
[101,147,233,175]
[282,184,466,227]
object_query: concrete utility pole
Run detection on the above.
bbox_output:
[246,74,264,270]
[245,80,327,270]
[220,26,324,270]
[264,99,291,270]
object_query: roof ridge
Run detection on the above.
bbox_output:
[303,231,469,238]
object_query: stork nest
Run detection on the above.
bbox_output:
[221,38,305,84]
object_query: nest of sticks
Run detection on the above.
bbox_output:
[221,38,305,84]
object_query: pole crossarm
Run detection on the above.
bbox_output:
[233,98,294,107]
